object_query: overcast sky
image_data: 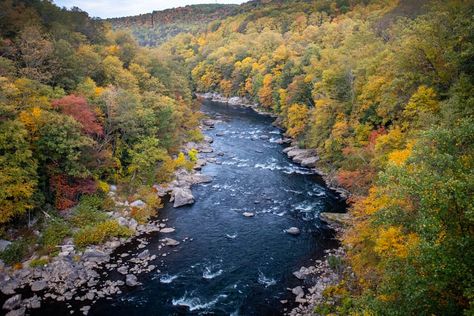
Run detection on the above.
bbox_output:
[54,0,247,18]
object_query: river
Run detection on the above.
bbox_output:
[38,100,345,315]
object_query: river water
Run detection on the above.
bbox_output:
[39,100,345,315]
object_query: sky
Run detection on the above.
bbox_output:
[54,0,248,19]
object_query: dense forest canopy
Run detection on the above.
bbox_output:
[0,0,201,258]
[0,0,473,314]
[107,4,240,46]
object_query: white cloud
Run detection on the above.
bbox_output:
[54,0,247,18]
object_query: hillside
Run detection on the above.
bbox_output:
[107,4,239,46]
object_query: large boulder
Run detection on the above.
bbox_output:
[301,156,319,168]
[172,187,195,208]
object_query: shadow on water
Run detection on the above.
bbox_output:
[33,100,346,316]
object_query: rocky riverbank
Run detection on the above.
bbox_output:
[0,121,217,316]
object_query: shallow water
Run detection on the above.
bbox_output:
[37,100,345,315]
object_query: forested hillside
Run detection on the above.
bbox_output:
[108,4,239,46]
[0,0,473,314]
[156,0,474,314]
[0,0,200,260]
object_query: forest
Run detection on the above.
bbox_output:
[0,0,473,315]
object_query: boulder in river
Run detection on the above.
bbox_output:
[291,286,304,297]
[126,274,138,287]
[172,187,195,208]
[160,227,176,233]
[243,212,255,217]
[286,227,301,235]
[163,238,180,246]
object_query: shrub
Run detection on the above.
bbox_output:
[187,129,204,142]
[41,219,70,253]
[0,239,29,265]
[70,206,108,228]
[74,220,132,248]
[188,148,199,162]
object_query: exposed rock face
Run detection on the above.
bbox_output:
[301,156,319,168]
[286,227,301,235]
[172,187,195,208]
[320,212,351,232]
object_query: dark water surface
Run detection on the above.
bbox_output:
[40,100,345,315]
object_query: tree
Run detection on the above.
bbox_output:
[0,120,38,224]
[52,95,103,136]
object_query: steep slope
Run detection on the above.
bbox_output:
[107,4,239,46]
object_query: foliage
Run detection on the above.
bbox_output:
[0,239,29,265]
[73,220,132,248]
[40,219,70,253]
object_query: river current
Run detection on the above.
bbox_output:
[39,100,345,315]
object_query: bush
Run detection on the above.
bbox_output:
[77,194,104,211]
[129,186,161,224]
[187,129,204,142]
[41,219,70,253]
[0,239,29,265]
[74,220,132,248]
[188,148,199,162]
[70,206,108,228]
[70,194,108,228]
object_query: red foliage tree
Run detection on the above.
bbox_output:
[52,95,103,136]
[50,174,96,210]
